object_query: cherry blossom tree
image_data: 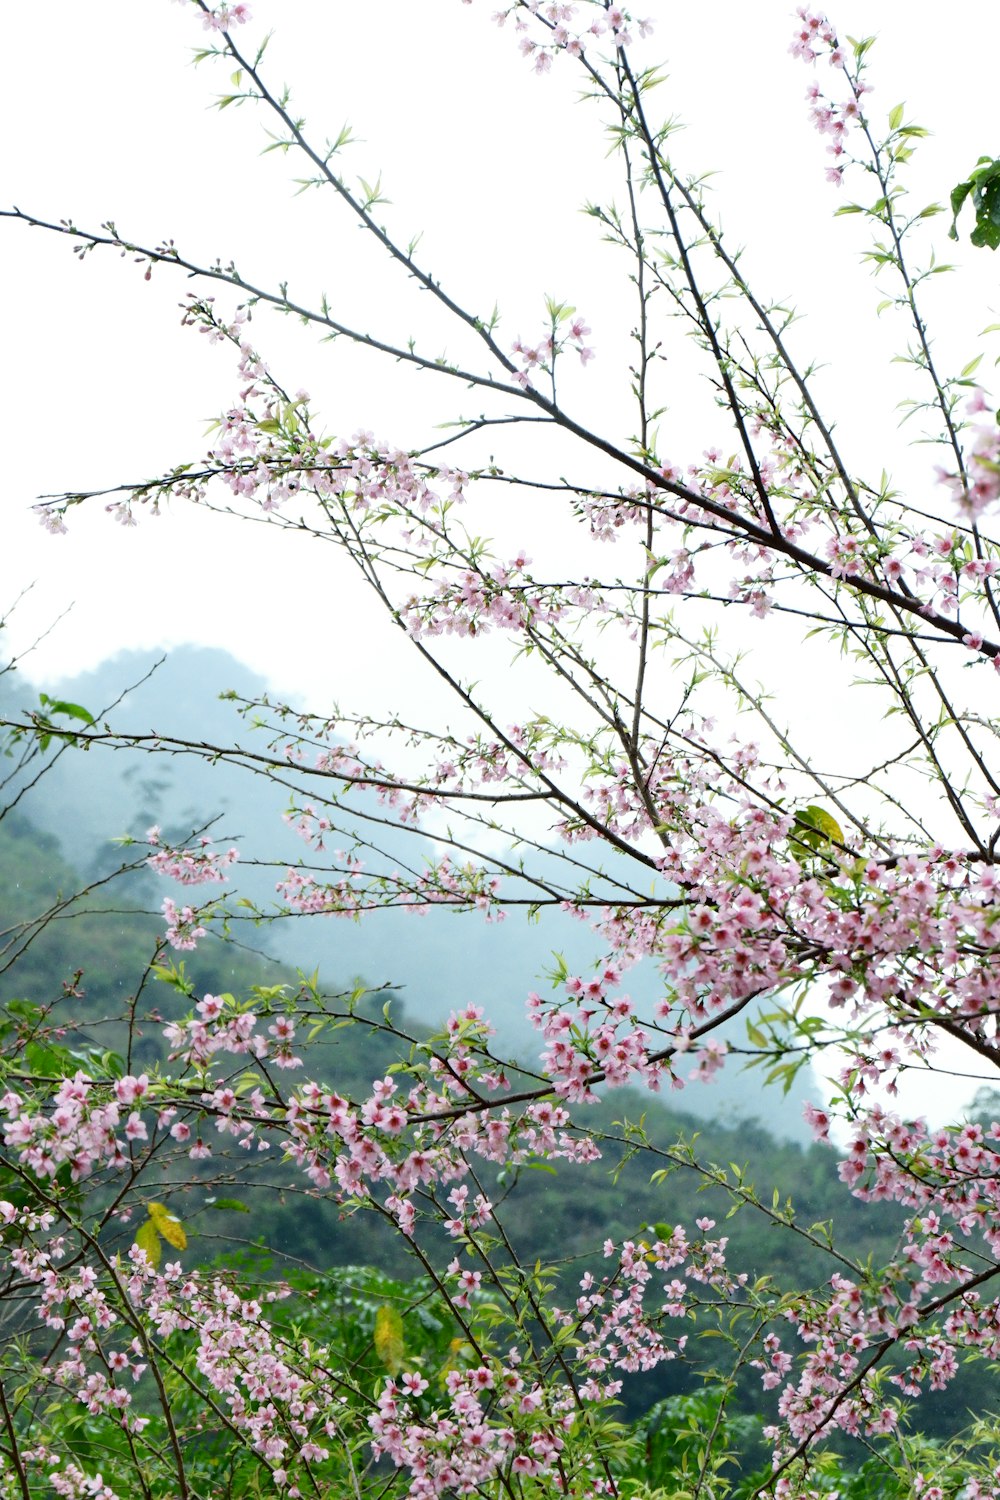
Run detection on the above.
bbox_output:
[2,3,1000,1496]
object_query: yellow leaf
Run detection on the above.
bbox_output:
[148,1202,187,1252]
[804,806,844,844]
[374,1305,405,1375]
[792,804,845,852]
[135,1218,161,1267]
[439,1336,475,1384]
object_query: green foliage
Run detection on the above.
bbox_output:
[616,1393,979,1498]
[616,1389,769,1496]
[0,804,991,1487]
[949,155,1000,248]
[251,1259,461,1385]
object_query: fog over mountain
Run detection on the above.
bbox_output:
[5,646,818,1139]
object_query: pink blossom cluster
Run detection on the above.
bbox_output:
[572,445,788,618]
[85,809,1000,1479]
[546,769,1000,1101]
[511,314,594,385]
[370,1355,577,1494]
[937,392,1000,518]
[47,1465,120,1499]
[15,1232,342,1496]
[308,743,430,826]
[279,851,505,921]
[279,1008,601,1220]
[369,1221,731,1496]
[163,990,301,1074]
[406,857,505,918]
[161,895,208,950]
[176,299,471,525]
[647,433,1000,642]
[746,1103,1000,1458]
[35,505,69,535]
[653,814,1000,1057]
[836,1107,1000,1262]
[79,304,1000,664]
[277,862,370,919]
[468,3,652,75]
[200,3,252,30]
[790,10,868,185]
[19,982,596,1232]
[789,8,844,66]
[147,825,239,884]
[401,555,565,640]
[1,1074,147,1182]
[561,1225,734,1390]
[0,993,647,1489]
[527,977,667,1101]
[5,941,1000,1489]
[201,344,466,520]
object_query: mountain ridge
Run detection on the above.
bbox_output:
[4,644,818,1139]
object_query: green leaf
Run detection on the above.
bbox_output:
[37,695,95,726]
[792,804,844,850]
[207,1197,251,1213]
[887,103,904,132]
[24,1043,71,1076]
[950,156,1000,248]
[971,218,1000,250]
[374,1304,405,1375]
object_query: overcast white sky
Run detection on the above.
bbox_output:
[3,3,1000,1124]
[3,1,999,708]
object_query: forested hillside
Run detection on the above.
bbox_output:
[2,796,988,1455]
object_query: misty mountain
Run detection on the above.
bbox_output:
[3,645,819,1139]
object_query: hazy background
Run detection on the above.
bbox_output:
[3,2,1000,1134]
